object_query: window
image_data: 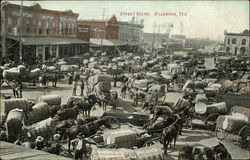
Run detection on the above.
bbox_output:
[33,20,36,34]
[53,22,56,34]
[232,38,236,44]
[46,21,49,34]
[241,39,246,45]
[59,23,62,35]
[68,23,72,35]
[26,19,30,34]
[65,23,68,35]
[7,17,13,33]
[72,23,75,35]
[38,20,42,35]
[95,28,100,38]
[52,46,57,57]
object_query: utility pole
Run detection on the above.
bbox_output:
[152,22,157,52]
[18,0,23,62]
[1,2,7,62]
[100,8,106,52]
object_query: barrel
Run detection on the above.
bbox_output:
[6,109,24,142]
[37,95,61,106]
[1,98,29,114]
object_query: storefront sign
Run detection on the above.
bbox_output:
[60,17,77,22]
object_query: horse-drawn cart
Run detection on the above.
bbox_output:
[215,106,250,149]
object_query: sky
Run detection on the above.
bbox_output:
[8,1,250,40]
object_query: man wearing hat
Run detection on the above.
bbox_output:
[49,134,62,155]
[35,136,45,150]
[72,133,96,160]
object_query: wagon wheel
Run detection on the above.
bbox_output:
[105,144,119,149]
[215,126,229,140]
[204,113,219,127]
[105,116,120,129]
[237,126,250,148]
[143,140,155,147]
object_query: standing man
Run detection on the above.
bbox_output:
[12,80,19,98]
[80,80,85,96]
[72,80,77,96]
[18,81,23,98]
[49,134,62,155]
[68,72,73,85]
[121,84,127,99]
[72,133,96,160]
[133,89,139,107]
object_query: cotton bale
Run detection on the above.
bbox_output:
[28,68,41,80]
[2,68,20,80]
[38,95,61,106]
[6,109,24,142]
[1,98,29,114]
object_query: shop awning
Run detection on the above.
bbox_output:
[7,36,89,45]
[90,38,128,47]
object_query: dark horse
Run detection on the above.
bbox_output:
[73,94,99,116]
[63,118,111,154]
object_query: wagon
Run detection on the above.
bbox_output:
[192,94,227,127]
[215,106,250,148]
[102,111,151,127]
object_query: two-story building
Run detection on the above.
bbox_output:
[224,29,249,55]
[1,2,89,62]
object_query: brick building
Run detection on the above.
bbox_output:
[224,29,249,55]
[1,2,89,62]
[77,15,119,39]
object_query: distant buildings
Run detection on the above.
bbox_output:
[143,33,169,49]
[224,29,249,55]
[1,2,89,61]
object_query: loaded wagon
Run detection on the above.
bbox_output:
[215,106,250,149]
[102,111,151,127]
[192,94,227,127]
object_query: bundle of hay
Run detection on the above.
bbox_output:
[37,95,61,106]
[28,68,41,80]
[6,109,24,142]
[1,98,29,114]
[24,102,50,125]
[2,68,20,81]
[103,129,137,148]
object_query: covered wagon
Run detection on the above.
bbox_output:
[216,106,250,148]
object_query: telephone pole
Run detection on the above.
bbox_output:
[18,0,23,62]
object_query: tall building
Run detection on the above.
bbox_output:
[1,2,89,61]
[224,29,249,55]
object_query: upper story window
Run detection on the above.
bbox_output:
[232,38,237,44]
[59,23,62,35]
[95,28,100,38]
[46,21,49,34]
[7,16,13,33]
[227,38,230,45]
[241,39,246,45]
[26,19,30,34]
[68,23,72,35]
[53,22,56,34]
[72,23,75,35]
[38,20,42,35]
[64,23,68,35]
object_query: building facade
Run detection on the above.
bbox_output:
[118,17,144,42]
[77,15,119,40]
[1,2,89,62]
[224,30,249,55]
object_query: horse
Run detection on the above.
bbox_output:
[73,94,99,116]
[63,118,111,154]
[56,106,79,121]
[98,91,111,111]
[55,120,76,138]
[161,118,183,154]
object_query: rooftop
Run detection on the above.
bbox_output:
[225,29,250,36]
